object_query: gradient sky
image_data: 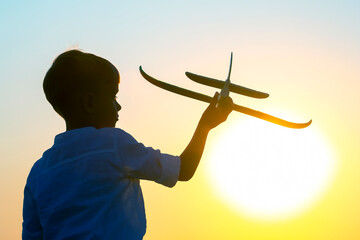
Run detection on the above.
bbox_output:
[1,1,360,239]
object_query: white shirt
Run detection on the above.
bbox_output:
[22,127,180,240]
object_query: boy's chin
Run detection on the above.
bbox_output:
[112,118,119,127]
[108,122,117,128]
[105,116,119,128]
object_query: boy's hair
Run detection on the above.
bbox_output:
[43,50,120,118]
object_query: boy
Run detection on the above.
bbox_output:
[22,50,233,239]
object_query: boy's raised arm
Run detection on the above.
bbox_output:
[179,92,233,181]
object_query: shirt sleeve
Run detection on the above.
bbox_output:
[22,185,43,240]
[115,130,180,187]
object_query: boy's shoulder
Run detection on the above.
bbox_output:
[28,127,136,179]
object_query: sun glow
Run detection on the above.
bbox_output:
[207,113,337,221]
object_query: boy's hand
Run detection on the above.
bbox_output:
[179,92,233,181]
[199,92,233,131]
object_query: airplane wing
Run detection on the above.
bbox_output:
[140,66,311,129]
[185,72,269,99]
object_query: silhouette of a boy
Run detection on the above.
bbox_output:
[22,50,233,239]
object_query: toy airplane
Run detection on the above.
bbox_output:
[139,53,312,129]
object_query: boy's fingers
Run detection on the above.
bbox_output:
[219,97,233,115]
[210,92,219,107]
[225,97,234,112]
[218,96,232,107]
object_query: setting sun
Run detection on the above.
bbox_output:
[207,112,337,221]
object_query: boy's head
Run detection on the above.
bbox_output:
[43,50,121,129]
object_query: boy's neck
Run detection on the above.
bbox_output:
[66,121,95,131]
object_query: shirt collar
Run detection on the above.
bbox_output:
[54,127,97,144]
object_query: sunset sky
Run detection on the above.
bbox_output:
[1,1,360,239]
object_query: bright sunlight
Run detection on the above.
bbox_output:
[207,112,337,221]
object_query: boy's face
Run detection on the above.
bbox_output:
[91,82,121,128]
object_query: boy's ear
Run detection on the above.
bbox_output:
[82,92,95,114]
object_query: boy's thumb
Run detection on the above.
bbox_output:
[210,92,219,106]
